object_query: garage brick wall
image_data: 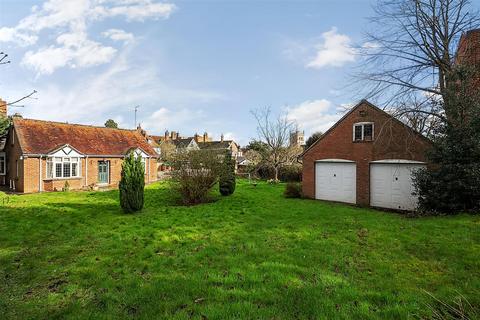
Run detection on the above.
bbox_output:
[302,101,432,206]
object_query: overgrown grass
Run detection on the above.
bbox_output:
[0,180,479,319]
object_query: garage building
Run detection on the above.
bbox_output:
[301,100,431,211]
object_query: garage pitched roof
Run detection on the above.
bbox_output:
[13,118,158,156]
[301,99,431,157]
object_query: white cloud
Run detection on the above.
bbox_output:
[13,46,223,133]
[287,99,342,134]
[306,27,356,69]
[0,0,176,74]
[102,29,135,43]
[22,32,117,74]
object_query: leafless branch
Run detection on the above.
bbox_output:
[351,0,480,135]
[6,90,37,106]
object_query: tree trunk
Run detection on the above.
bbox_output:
[274,166,279,182]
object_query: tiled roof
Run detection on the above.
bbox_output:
[172,138,196,149]
[13,118,158,156]
[198,141,233,150]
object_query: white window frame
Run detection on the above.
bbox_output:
[353,122,374,141]
[46,157,81,179]
[0,152,5,175]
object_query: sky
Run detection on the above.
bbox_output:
[0,0,375,145]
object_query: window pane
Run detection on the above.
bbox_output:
[364,124,373,140]
[354,125,362,140]
[55,157,62,162]
[63,163,71,178]
[72,163,77,177]
[55,163,62,177]
[0,156,4,174]
[47,162,53,178]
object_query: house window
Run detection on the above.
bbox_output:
[0,153,5,175]
[353,122,374,141]
[47,157,80,179]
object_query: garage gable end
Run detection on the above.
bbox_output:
[301,99,431,159]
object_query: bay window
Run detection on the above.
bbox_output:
[47,157,80,179]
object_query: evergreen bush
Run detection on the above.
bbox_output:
[219,151,236,196]
[413,66,480,214]
[119,153,145,213]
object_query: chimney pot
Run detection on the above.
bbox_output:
[0,98,6,118]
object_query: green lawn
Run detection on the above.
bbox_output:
[0,181,479,319]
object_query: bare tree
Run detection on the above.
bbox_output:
[251,107,301,181]
[355,0,480,134]
[1,52,37,110]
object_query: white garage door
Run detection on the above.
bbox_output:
[315,161,356,204]
[370,161,425,210]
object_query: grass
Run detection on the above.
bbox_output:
[0,180,479,319]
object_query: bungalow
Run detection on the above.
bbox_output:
[0,111,158,193]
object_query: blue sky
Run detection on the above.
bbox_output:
[0,0,374,145]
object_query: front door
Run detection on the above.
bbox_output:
[98,161,109,184]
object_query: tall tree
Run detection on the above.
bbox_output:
[251,107,302,182]
[105,119,118,128]
[305,131,323,149]
[413,65,480,213]
[356,0,480,134]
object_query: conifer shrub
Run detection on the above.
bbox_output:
[219,151,236,196]
[119,153,145,213]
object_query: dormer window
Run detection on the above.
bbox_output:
[353,122,374,141]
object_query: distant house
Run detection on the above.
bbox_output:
[0,110,158,193]
[197,134,240,157]
[150,131,240,156]
[172,138,200,151]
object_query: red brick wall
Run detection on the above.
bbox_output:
[0,98,6,118]
[456,29,480,66]
[302,101,431,206]
[4,127,24,191]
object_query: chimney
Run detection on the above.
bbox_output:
[136,124,147,138]
[194,133,200,142]
[164,130,169,140]
[203,132,208,142]
[0,98,6,118]
[220,133,224,142]
[456,29,480,66]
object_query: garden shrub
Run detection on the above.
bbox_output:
[119,152,145,213]
[219,151,236,196]
[62,181,70,192]
[171,150,222,205]
[284,182,302,198]
[278,164,302,182]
